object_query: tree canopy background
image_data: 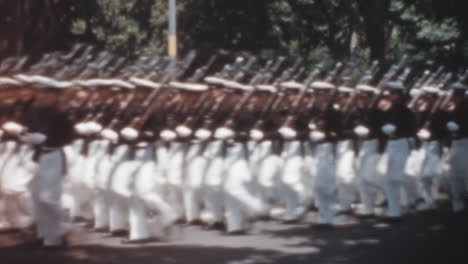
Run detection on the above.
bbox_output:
[0,0,467,71]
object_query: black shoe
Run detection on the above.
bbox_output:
[380,215,403,223]
[282,218,301,224]
[187,219,203,226]
[82,221,95,229]
[121,237,159,244]
[43,244,67,250]
[94,227,109,233]
[174,218,185,224]
[26,238,43,247]
[43,235,69,249]
[310,222,334,229]
[337,208,354,215]
[110,229,129,237]
[72,216,89,223]
[206,222,225,231]
[225,230,247,236]
[356,213,375,220]
[253,215,270,221]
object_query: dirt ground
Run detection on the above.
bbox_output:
[0,200,467,264]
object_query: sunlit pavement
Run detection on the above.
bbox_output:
[1,200,467,264]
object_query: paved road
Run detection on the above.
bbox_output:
[1,200,467,264]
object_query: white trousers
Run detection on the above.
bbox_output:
[335,140,358,211]
[356,139,381,215]
[313,142,336,224]
[378,138,412,217]
[446,138,468,212]
[30,149,66,246]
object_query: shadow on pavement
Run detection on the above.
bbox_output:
[0,200,467,264]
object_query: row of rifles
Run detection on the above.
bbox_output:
[0,43,467,147]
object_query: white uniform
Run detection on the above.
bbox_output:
[31,148,66,246]
[87,140,111,225]
[335,139,358,212]
[127,144,152,241]
[108,144,131,233]
[377,138,411,217]
[62,139,92,220]
[133,142,177,240]
[224,141,264,233]
[446,138,468,212]
[313,142,336,224]
[202,140,226,226]
[92,140,113,230]
[280,140,306,222]
[183,142,208,223]
[419,141,444,209]
[250,140,279,216]
[166,141,187,221]
[355,139,381,215]
[0,143,35,229]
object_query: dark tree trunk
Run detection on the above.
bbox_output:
[0,0,65,59]
[453,1,468,70]
[356,0,390,64]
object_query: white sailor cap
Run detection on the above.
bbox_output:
[129,77,162,89]
[310,81,335,90]
[449,82,468,90]
[169,81,209,92]
[337,86,354,93]
[420,86,440,94]
[385,81,406,90]
[280,81,305,90]
[356,84,379,93]
[14,74,74,88]
[74,121,103,136]
[0,77,23,86]
[204,76,253,91]
[204,76,225,85]
[255,84,277,93]
[74,78,136,89]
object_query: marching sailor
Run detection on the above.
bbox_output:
[407,70,448,210]
[375,68,417,218]
[440,71,468,212]
[17,85,74,247]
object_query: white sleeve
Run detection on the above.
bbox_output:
[2,121,26,135]
[381,123,396,136]
[354,125,370,138]
[446,121,459,132]
[417,128,431,140]
[309,130,326,142]
[20,132,47,145]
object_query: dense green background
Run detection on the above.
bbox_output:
[1,0,467,71]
